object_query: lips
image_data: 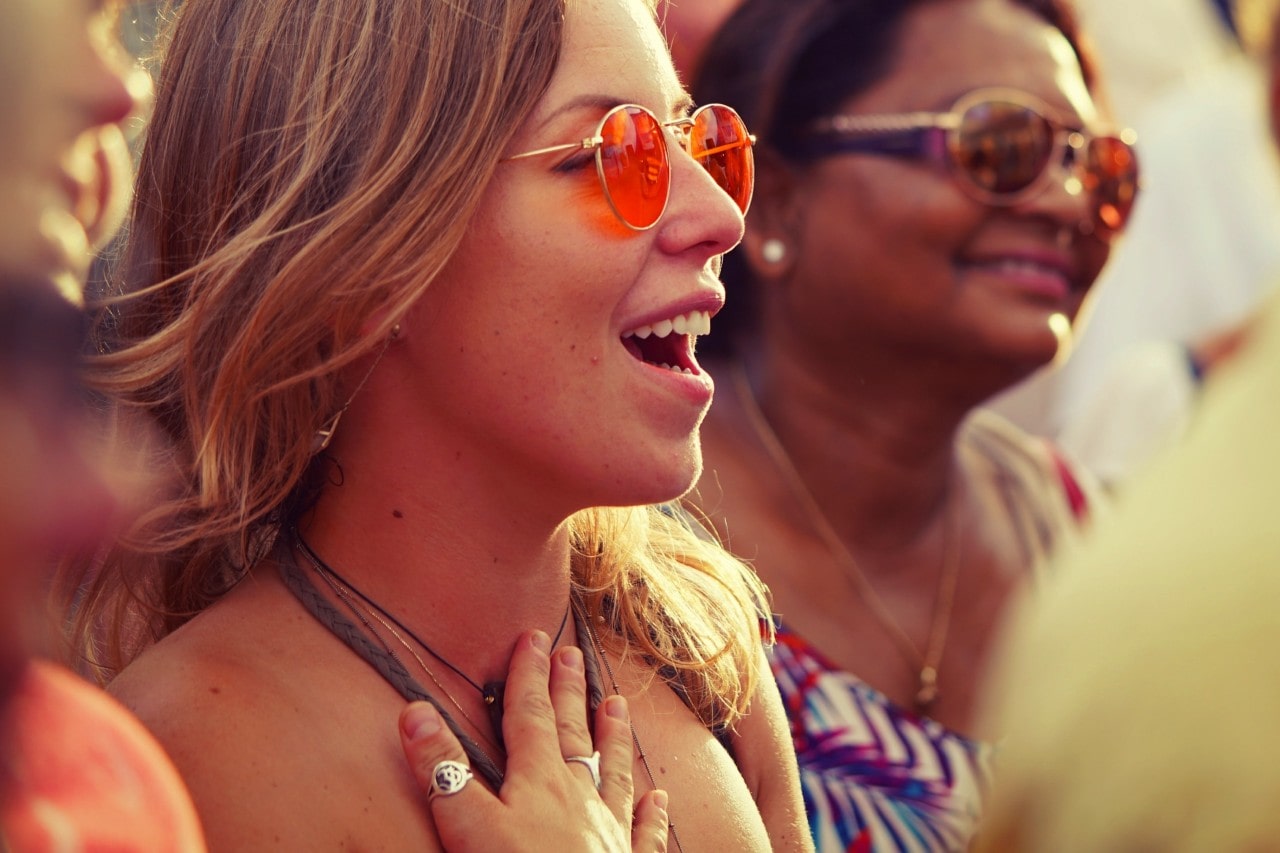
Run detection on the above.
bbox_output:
[620,309,712,374]
[962,249,1079,300]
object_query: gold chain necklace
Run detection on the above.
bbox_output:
[732,367,962,711]
[582,613,685,853]
[293,529,570,737]
[303,552,506,758]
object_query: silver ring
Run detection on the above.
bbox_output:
[428,759,474,801]
[564,750,602,791]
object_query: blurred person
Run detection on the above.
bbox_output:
[976,0,1280,848]
[64,0,809,849]
[989,0,1280,488]
[0,0,206,847]
[689,0,1135,848]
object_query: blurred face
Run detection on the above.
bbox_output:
[0,0,140,688]
[396,0,746,516]
[770,0,1114,382]
[0,0,145,305]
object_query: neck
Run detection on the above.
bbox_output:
[726,348,969,552]
[296,455,575,688]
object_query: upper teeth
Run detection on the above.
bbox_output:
[624,310,712,340]
[995,259,1059,275]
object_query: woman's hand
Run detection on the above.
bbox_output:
[399,630,670,852]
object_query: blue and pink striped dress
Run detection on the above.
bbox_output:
[767,411,1096,851]
[771,623,992,852]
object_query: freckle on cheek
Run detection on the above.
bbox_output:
[392,509,404,519]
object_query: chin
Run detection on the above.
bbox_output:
[597,444,703,509]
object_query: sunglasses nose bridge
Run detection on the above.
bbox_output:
[663,117,696,158]
[1044,129,1088,198]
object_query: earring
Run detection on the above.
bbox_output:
[311,410,343,455]
[390,323,402,341]
[762,239,787,264]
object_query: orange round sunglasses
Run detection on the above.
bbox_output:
[506,103,756,230]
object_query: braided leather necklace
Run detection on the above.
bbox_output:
[301,546,504,757]
[294,529,570,740]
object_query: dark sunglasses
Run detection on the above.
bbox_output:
[801,87,1140,236]
[506,103,756,230]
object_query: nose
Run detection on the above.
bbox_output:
[75,12,149,130]
[654,134,747,259]
[1016,132,1094,232]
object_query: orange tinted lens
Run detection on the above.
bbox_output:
[952,101,1055,194]
[598,106,670,229]
[1086,136,1139,233]
[689,104,755,213]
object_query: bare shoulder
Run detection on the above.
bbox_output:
[729,644,813,853]
[108,568,435,850]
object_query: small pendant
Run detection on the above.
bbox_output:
[916,666,939,710]
[482,681,506,750]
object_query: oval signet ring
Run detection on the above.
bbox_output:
[564,750,602,791]
[428,759,474,801]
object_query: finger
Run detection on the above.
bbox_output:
[632,789,670,853]
[399,701,492,847]
[550,645,598,789]
[595,694,636,825]
[500,630,563,776]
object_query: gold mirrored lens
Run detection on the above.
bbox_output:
[952,101,1055,194]
[1086,136,1139,232]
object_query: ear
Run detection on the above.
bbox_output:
[739,149,805,284]
[358,305,403,341]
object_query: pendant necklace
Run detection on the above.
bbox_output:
[292,529,571,744]
[733,367,963,712]
[300,544,504,757]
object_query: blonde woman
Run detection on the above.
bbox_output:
[66,0,808,849]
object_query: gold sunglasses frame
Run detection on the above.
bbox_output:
[506,102,756,231]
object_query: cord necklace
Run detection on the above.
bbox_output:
[733,367,962,712]
[293,529,571,741]
[581,609,685,853]
[298,542,504,758]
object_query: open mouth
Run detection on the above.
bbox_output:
[620,310,712,375]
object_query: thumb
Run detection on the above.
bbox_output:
[631,789,670,853]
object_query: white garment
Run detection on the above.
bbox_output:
[1072,0,1234,126]
[991,55,1280,484]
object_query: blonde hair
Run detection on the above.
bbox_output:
[1237,0,1280,57]
[65,0,768,730]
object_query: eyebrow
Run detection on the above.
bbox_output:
[533,91,697,126]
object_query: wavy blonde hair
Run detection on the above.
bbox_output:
[1237,0,1280,57]
[65,0,769,730]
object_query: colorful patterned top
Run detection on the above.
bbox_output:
[771,622,993,852]
[768,411,1097,852]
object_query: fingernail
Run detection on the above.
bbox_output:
[605,695,628,721]
[402,702,441,740]
[560,646,583,672]
[652,789,669,811]
[530,630,551,654]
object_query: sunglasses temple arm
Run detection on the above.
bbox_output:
[504,138,601,162]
